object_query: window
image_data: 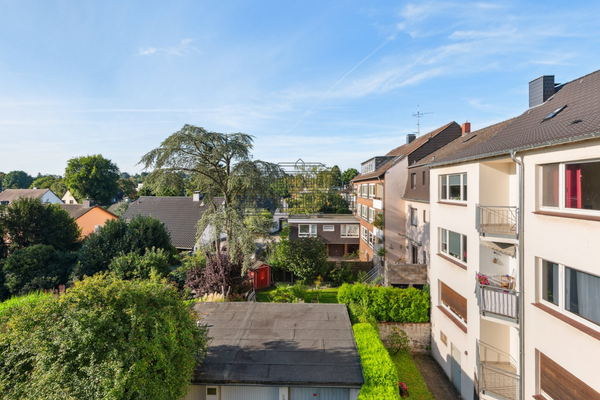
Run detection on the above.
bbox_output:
[357,184,362,197]
[299,224,317,237]
[410,208,418,226]
[411,173,417,189]
[361,226,368,242]
[539,259,600,327]
[439,228,467,263]
[369,183,375,198]
[207,388,217,395]
[361,205,368,220]
[368,207,375,223]
[341,224,359,237]
[422,170,427,185]
[411,245,418,263]
[0,201,9,206]
[440,173,467,201]
[540,160,600,212]
[440,331,447,346]
[323,225,334,232]
[423,210,427,223]
[361,184,369,198]
[368,232,374,248]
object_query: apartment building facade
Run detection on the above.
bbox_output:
[426,71,600,400]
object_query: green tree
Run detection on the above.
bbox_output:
[331,165,342,187]
[29,175,59,190]
[0,197,81,252]
[73,216,175,279]
[2,170,34,189]
[0,274,209,400]
[341,168,359,185]
[285,236,328,284]
[109,247,171,280]
[2,244,77,296]
[64,155,120,205]
[140,125,284,267]
[117,178,139,200]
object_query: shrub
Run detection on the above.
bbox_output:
[353,323,400,400]
[284,236,328,284]
[338,283,430,323]
[0,274,209,400]
[387,327,410,355]
[328,263,355,286]
[109,247,171,280]
[269,283,308,303]
[185,252,242,298]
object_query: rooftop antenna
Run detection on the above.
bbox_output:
[412,105,432,137]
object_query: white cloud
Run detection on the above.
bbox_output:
[137,38,199,56]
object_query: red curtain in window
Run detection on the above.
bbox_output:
[566,164,582,209]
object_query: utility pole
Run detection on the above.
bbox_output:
[412,105,433,137]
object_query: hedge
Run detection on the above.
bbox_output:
[338,283,429,322]
[353,323,400,400]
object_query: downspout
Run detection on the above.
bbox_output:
[510,149,524,400]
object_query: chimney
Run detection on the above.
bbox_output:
[406,134,416,144]
[529,75,555,108]
[82,198,94,207]
[462,120,471,136]
[193,191,203,202]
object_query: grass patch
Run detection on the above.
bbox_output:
[390,351,434,400]
[256,286,339,303]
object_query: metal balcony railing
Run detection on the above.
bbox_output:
[475,281,519,323]
[477,340,520,400]
[360,264,383,285]
[476,205,519,238]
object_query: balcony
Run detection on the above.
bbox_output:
[477,340,519,400]
[475,273,519,324]
[476,205,518,239]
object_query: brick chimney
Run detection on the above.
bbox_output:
[82,198,94,207]
[462,120,471,136]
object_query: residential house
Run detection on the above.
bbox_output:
[351,122,462,281]
[425,71,600,399]
[122,193,224,252]
[61,190,77,204]
[184,302,363,400]
[60,199,118,236]
[0,188,63,205]
[288,214,360,258]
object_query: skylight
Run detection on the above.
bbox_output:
[543,105,567,121]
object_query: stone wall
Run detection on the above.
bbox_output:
[377,322,431,353]
[384,262,427,286]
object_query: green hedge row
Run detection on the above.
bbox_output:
[353,323,400,400]
[338,283,429,322]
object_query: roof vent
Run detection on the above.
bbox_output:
[406,134,416,144]
[543,105,567,121]
[570,119,583,125]
[529,75,555,108]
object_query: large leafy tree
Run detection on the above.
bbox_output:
[0,197,81,252]
[28,175,68,198]
[0,274,209,400]
[2,170,34,189]
[331,165,342,187]
[139,125,284,266]
[284,236,328,284]
[64,155,120,205]
[341,168,359,185]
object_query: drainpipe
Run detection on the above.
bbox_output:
[510,149,524,400]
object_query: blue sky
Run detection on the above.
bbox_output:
[2,0,600,176]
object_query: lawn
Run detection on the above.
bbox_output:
[390,351,434,400]
[256,286,339,303]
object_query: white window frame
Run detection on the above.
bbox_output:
[361,226,368,242]
[361,205,368,220]
[368,231,374,248]
[410,207,418,226]
[361,184,369,198]
[440,173,467,202]
[539,159,600,216]
[368,207,375,223]
[298,224,317,237]
[439,228,467,263]
[369,183,375,198]
[323,225,334,232]
[538,258,600,330]
[341,224,359,238]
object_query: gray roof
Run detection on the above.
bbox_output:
[0,188,55,202]
[60,204,116,220]
[193,302,364,387]
[428,69,600,166]
[121,196,224,250]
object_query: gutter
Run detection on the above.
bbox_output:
[424,130,600,169]
[510,149,525,400]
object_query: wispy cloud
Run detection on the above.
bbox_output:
[137,38,199,56]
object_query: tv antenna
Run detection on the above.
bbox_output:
[412,105,432,136]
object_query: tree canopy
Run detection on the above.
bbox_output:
[341,168,359,185]
[139,125,284,266]
[64,154,120,205]
[0,274,209,400]
[2,170,34,189]
[0,197,81,252]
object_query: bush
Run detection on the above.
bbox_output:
[338,283,430,323]
[0,274,209,400]
[353,323,400,400]
[2,245,77,296]
[185,252,242,298]
[269,283,308,303]
[285,236,328,284]
[327,263,355,286]
[387,327,410,355]
[109,247,171,280]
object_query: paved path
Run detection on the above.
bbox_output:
[412,353,462,400]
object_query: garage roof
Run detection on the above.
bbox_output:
[192,302,364,388]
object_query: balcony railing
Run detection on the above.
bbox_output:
[477,340,519,400]
[476,205,519,239]
[475,279,519,323]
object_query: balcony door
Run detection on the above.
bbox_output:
[411,245,418,264]
[452,344,462,392]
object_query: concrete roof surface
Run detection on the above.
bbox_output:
[193,302,364,387]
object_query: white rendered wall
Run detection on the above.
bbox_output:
[384,158,408,263]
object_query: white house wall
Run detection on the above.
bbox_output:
[384,158,408,263]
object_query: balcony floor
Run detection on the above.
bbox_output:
[479,223,517,237]
[481,362,517,400]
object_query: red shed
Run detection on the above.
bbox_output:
[248,261,271,289]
